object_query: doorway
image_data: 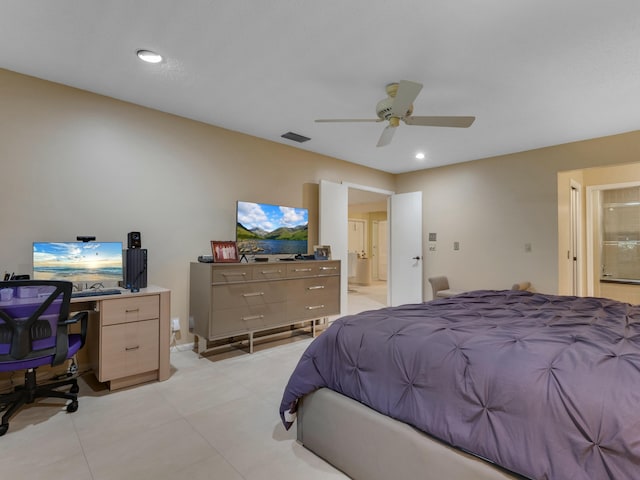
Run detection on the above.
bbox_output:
[319,180,423,315]
[347,188,389,314]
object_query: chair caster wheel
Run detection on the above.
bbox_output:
[0,424,8,436]
[70,384,79,394]
[67,401,78,413]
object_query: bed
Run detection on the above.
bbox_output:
[279,290,640,480]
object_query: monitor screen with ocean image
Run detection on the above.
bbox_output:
[33,242,123,284]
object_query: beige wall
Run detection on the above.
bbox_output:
[4,66,640,343]
[397,131,640,299]
[0,69,395,343]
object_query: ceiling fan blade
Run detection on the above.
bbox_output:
[315,118,382,123]
[404,116,475,128]
[390,80,423,117]
[376,125,396,147]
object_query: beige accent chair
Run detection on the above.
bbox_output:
[511,281,532,291]
[428,276,465,299]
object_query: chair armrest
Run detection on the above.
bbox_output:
[60,311,89,349]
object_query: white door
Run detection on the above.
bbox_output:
[388,192,423,306]
[570,183,581,296]
[320,180,422,314]
[319,180,349,315]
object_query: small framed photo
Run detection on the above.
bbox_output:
[313,245,331,260]
[211,241,239,263]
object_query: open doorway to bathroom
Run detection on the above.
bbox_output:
[347,188,389,314]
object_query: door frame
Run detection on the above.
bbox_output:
[320,180,423,314]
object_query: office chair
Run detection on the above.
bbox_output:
[0,280,87,436]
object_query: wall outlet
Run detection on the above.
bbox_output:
[171,318,181,332]
[453,241,460,251]
[525,243,532,253]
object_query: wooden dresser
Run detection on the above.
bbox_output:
[189,260,340,353]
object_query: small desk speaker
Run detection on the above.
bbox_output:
[128,231,142,249]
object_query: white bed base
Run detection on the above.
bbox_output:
[297,388,525,480]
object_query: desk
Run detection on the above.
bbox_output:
[72,285,170,390]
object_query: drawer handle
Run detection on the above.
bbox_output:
[306,305,325,310]
[125,308,140,313]
[125,345,140,351]
[261,269,282,274]
[294,268,312,272]
[223,272,247,277]
[242,292,265,297]
[319,266,337,270]
[242,314,264,321]
[307,285,325,290]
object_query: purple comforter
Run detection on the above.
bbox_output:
[280,290,640,479]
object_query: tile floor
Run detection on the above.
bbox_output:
[0,283,386,480]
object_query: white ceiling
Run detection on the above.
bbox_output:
[2,1,640,174]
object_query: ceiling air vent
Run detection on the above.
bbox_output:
[281,131,311,143]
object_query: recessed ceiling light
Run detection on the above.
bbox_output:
[136,49,163,64]
[415,152,425,160]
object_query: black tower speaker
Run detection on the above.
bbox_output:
[124,248,147,291]
[128,231,142,249]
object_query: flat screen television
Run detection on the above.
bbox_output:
[32,241,124,284]
[236,201,308,255]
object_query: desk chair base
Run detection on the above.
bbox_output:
[0,368,79,436]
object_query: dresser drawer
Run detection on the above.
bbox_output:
[286,261,340,277]
[290,276,340,299]
[286,264,316,277]
[101,295,160,326]
[98,318,159,382]
[287,297,340,321]
[212,266,253,284]
[210,303,287,337]
[315,261,341,276]
[211,281,287,310]
[252,266,287,281]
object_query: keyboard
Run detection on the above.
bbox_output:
[72,289,122,298]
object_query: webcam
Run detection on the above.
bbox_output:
[77,236,96,242]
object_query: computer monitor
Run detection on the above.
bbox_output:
[32,242,123,285]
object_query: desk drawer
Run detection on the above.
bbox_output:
[99,318,160,382]
[101,295,159,326]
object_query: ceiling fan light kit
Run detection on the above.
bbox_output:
[316,80,475,147]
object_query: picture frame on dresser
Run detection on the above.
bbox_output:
[211,241,239,263]
[313,245,331,260]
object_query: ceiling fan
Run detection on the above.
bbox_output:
[315,80,475,147]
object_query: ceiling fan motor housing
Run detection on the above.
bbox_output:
[376,96,413,121]
[376,97,394,120]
